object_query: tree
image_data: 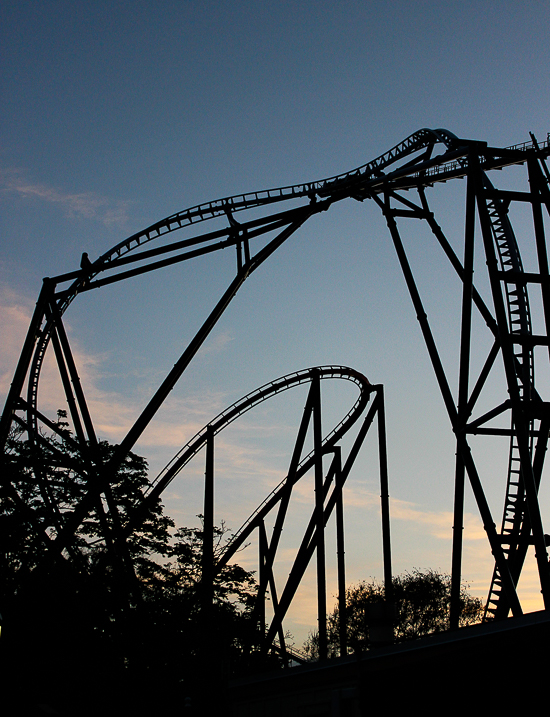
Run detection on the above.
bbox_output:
[2,416,256,611]
[155,519,259,676]
[1,415,174,626]
[305,568,484,659]
[1,418,259,713]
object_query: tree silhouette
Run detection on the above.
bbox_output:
[1,417,258,714]
[305,569,484,659]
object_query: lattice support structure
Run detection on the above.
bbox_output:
[2,128,550,648]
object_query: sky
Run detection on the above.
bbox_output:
[2,0,550,645]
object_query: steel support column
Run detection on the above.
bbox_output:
[384,191,522,616]
[312,370,327,660]
[334,447,347,656]
[376,386,393,610]
[450,157,477,629]
[202,426,214,619]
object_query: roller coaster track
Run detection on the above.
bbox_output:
[6,129,545,436]
[2,128,550,640]
[150,366,371,565]
[7,128,546,450]
[144,365,370,503]
[482,175,535,619]
[130,365,379,654]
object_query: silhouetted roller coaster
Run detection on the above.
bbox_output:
[2,128,550,659]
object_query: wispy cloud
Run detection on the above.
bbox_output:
[197,329,234,356]
[0,167,131,228]
[0,292,33,399]
[390,497,486,541]
[3,290,543,626]
[330,483,486,541]
[0,289,219,444]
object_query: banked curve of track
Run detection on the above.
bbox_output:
[25,129,457,431]
[140,365,373,568]
[26,129,548,430]
[482,173,536,618]
[55,129,461,311]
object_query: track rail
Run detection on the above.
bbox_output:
[482,176,535,619]
[2,127,550,630]
[135,365,372,568]
[12,129,547,448]
[145,365,370,501]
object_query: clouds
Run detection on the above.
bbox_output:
[0,286,225,449]
[0,167,131,228]
[2,286,544,646]
[0,291,32,399]
[390,497,486,542]
[197,329,233,356]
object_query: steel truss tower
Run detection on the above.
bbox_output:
[2,128,550,649]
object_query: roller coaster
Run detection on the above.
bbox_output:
[2,128,550,660]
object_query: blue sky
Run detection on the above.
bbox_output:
[2,1,550,642]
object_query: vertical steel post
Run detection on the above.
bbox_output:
[263,395,378,651]
[257,520,287,657]
[202,426,214,620]
[387,191,522,616]
[258,520,267,650]
[451,158,476,629]
[312,370,327,660]
[528,157,550,362]
[476,181,550,610]
[334,447,347,656]
[376,387,393,610]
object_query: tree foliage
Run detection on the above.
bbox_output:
[2,417,173,607]
[305,568,484,659]
[1,418,259,713]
